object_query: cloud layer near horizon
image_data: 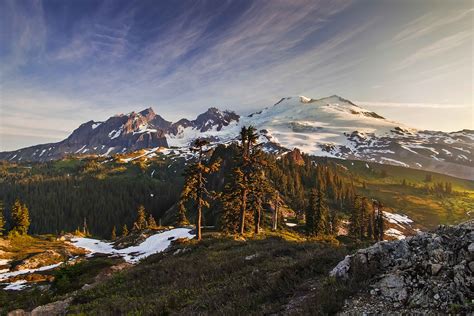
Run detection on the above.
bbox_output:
[0,0,472,151]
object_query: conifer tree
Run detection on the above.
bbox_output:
[374,201,385,241]
[176,201,189,227]
[148,214,157,229]
[349,195,362,238]
[111,226,117,240]
[314,187,330,235]
[221,126,267,235]
[305,189,317,235]
[122,224,129,237]
[179,139,221,241]
[0,201,5,236]
[134,205,147,230]
[11,200,30,235]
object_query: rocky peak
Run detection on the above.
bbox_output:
[138,107,156,120]
[193,107,239,132]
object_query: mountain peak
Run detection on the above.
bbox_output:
[320,95,358,107]
[139,107,155,116]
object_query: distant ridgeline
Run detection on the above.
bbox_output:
[0,141,471,238]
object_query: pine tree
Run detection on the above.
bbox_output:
[122,224,129,237]
[179,139,221,241]
[314,187,330,235]
[0,201,5,236]
[305,189,317,235]
[11,200,30,235]
[134,205,147,230]
[374,201,385,241]
[349,195,362,238]
[148,214,157,229]
[111,226,117,240]
[176,201,189,227]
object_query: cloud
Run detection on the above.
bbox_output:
[356,101,470,109]
[393,31,472,71]
[391,9,473,44]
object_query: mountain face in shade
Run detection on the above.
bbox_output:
[0,107,239,161]
[1,95,473,180]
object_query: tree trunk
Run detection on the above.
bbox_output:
[239,188,247,235]
[197,199,202,241]
[255,209,261,234]
[273,203,278,231]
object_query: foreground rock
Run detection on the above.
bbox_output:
[331,220,473,313]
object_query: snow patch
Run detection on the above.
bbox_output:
[385,228,406,240]
[3,280,28,291]
[383,211,413,228]
[0,263,62,282]
[70,228,194,263]
[92,122,102,129]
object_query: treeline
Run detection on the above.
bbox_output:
[0,160,183,238]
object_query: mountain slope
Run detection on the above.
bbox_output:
[1,95,472,179]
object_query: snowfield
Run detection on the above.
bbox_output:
[70,228,194,263]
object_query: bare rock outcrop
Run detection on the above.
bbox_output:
[331,220,473,313]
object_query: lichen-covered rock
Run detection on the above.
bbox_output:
[332,220,474,313]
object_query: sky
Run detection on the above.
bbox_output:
[0,0,473,151]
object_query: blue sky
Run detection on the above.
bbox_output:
[0,0,472,151]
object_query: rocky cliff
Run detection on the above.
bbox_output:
[331,220,473,313]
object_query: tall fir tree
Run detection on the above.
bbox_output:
[111,226,117,240]
[374,201,385,241]
[134,205,147,230]
[147,214,157,229]
[349,195,362,238]
[176,201,189,227]
[314,187,330,235]
[305,189,317,236]
[122,224,129,237]
[0,201,5,236]
[221,126,267,235]
[179,139,221,241]
[11,199,30,235]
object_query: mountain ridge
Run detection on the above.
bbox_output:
[1,95,473,180]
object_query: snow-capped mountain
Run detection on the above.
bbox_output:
[1,95,473,179]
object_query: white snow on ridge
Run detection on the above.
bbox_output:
[165,96,404,158]
[92,122,102,129]
[70,228,194,263]
[109,128,122,139]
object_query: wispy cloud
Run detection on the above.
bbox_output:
[393,31,472,71]
[0,0,472,150]
[391,9,473,44]
[357,101,470,109]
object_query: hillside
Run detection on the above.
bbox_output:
[2,221,471,315]
[1,95,472,180]
[0,146,472,239]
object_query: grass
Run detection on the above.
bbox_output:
[67,234,354,315]
[0,257,118,315]
[330,159,474,228]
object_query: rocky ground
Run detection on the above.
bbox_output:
[331,220,473,314]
